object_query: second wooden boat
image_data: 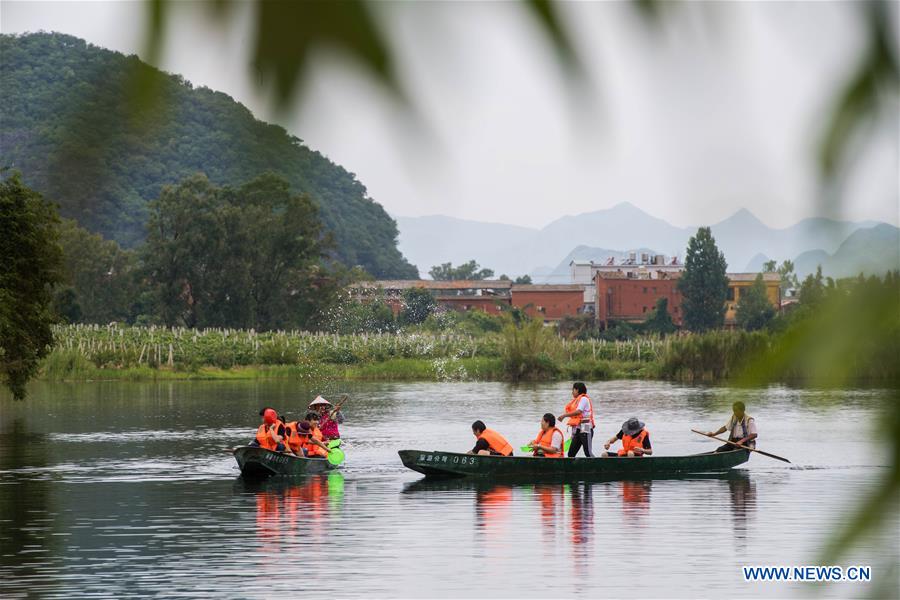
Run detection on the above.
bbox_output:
[398,448,750,480]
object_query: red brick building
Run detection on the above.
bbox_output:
[594,271,781,328]
[511,285,587,321]
[351,280,512,315]
[595,274,683,328]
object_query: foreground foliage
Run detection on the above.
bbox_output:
[0,174,64,400]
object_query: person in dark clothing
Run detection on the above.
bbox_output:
[602,417,652,457]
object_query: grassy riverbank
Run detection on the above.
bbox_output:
[41,320,897,385]
[40,324,660,382]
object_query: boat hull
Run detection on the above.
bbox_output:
[398,448,749,480]
[234,446,336,478]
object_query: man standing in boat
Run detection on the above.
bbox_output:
[558,382,594,457]
[309,395,345,441]
[707,401,757,452]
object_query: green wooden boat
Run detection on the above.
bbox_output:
[398,448,750,480]
[233,446,337,478]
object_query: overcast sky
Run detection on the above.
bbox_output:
[3,1,898,229]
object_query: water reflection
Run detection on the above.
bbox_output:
[0,417,54,587]
[235,473,345,547]
[621,479,652,521]
[475,485,513,532]
[726,472,756,541]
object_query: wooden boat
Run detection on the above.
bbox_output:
[398,448,749,480]
[233,446,337,478]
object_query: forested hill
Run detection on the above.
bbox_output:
[0,32,416,278]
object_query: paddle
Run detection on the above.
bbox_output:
[327,439,342,449]
[691,429,791,463]
[327,446,345,466]
[330,394,348,418]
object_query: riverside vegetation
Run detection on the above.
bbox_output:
[40,267,900,388]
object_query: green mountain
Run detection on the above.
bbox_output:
[0,32,416,278]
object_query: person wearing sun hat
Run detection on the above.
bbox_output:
[602,417,652,457]
[308,395,345,441]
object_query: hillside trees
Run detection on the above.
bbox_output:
[0,33,417,279]
[429,260,494,281]
[56,219,139,323]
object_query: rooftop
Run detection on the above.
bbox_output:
[511,284,586,292]
[726,273,781,282]
[355,279,513,290]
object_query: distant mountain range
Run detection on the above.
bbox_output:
[396,203,897,280]
[792,224,899,279]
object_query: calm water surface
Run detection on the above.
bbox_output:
[0,380,895,598]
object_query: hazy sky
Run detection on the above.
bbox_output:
[3,1,898,228]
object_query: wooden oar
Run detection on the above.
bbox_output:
[330,394,348,417]
[691,429,791,463]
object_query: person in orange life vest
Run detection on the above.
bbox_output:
[249,407,288,452]
[468,420,514,456]
[557,381,594,457]
[706,401,757,452]
[603,417,652,457]
[303,412,331,458]
[283,419,309,456]
[530,413,565,458]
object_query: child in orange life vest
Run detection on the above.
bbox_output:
[602,417,652,458]
[283,419,309,456]
[303,412,331,458]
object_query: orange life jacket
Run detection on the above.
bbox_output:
[532,426,565,458]
[304,425,328,457]
[564,394,595,428]
[255,419,285,451]
[478,428,513,456]
[618,428,649,456]
[284,422,304,454]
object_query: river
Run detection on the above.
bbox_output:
[0,380,894,598]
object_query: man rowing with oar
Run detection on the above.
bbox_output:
[706,401,757,453]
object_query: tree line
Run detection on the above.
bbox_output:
[1,171,359,397]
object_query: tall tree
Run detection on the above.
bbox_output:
[225,172,332,330]
[777,260,799,295]
[678,227,729,332]
[143,174,231,328]
[143,173,335,330]
[0,174,64,400]
[644,297,677,336]
[429,260,494,281]
[735,274,775,331]
[798,266,826,306]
